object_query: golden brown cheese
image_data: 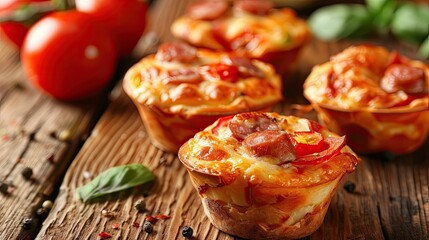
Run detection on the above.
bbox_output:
[171,6,310,58]
[178,112,360,239]
[304,45,429,110]
[303,45,429,154]
[124,47,283,117]
[180,113,358,188]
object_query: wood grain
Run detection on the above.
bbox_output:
[0,0,427,239]
[0,39,106,239]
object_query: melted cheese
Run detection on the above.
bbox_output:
[171,8,310,58]
[304,45,429,110]
[123,49,283,117]
[179,113,359,231]
[180,113,359,188]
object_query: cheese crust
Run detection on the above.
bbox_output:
[123,49,282,117]
[171,7,310,73]
[172,8,309,56]
[179,112,359,239]
[304,45,429,153]
[123,46,282,152]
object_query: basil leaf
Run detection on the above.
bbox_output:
[391,3,429,43]
[77,164,155,202]
[309,4,371,41]
[347,5,372,38]
[418,36,429,60]
[366,0,396,32]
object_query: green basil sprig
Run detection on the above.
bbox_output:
[391,3,429,44]
[308,4,371,41]
[308,0,429,59]
[77,164,155,202]
[366,0,396,32]
[419,36,429,59]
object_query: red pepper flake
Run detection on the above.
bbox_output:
[46,154,55,163]
[155,214,171,220]
[145,214,171,224]
[2,135,9,141]
[112,223,119,230]
[145,215,158,224]
[98,231,112,239]
[133,222,140,228]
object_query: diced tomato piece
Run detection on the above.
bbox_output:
[292,136,346,165]
[290,132,325,156]
[201,63,240,82]
[308,120,324,132]
[212,115,234,135]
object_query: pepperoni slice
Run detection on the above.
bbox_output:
[380,64,426,94]
[187,0,229,20]
[197,146,229,161]
[163,69,203,84]
[204,83,236,100]
[229,112,279,140]
[155,42,197,63]
[169,83,202,102]
[234,0,274,15]
[223,55,264,78]
[243,130,296,164]
[230,32,262,54]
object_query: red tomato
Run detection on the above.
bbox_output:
[0,0,49,48]
[21,11,117,100]
[75,0,148,57]
[290,131,325,156]
[212,115,234,135]
[293,136,346,165]
[0,21,28,48]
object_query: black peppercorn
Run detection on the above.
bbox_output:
[36,208,49,219]
[22,217,33,230]
[182,226,193,238]
[134,199,146,212]
[22,167,33,180]
[0,182,8,194]
[143,222,153,233]
[343,180,356,193]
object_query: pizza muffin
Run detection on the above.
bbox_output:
[304,45,429,154]
[171,0,310,75]
[123,42,282,152]
[179,112,360,239]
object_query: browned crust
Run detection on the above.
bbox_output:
[200,187,334,240]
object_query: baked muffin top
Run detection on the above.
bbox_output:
[171,0,310,58]
[123,42,282,117]
[304,45,429,111]
[179,112,360,188]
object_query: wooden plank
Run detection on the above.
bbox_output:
[0,36,108,239]
[17,0,429,239]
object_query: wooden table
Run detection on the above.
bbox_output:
[0,0,428,239]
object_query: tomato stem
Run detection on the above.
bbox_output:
[0,2,55,23]
[51,0,75,11]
